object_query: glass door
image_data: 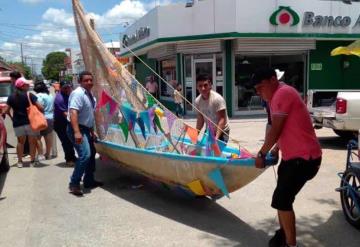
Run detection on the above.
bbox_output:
[193,59,214,104]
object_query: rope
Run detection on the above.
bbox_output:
[121,42,244,146]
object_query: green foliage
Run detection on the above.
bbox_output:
[64,74,73,82]
[41,51,67,81]
[8,62,32,79]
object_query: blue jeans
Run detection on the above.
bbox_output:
[67,125,96,187]
[175,103,183,117]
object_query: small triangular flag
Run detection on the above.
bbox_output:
[119,120,129,142]
[185,125,198,144]
[154,114,165,133]
[146,93,156,108]
[140,110,151,133]
[208,168,230,198]
[165,110,177,131]
[187,180,206,196]
[137,117,147,139]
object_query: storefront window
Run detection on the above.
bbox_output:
[160,58,177,99]
[234,54,305,111]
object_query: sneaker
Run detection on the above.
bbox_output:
[69,185,83,196]
[269,228,286,247]
[30,160,39,167]
[37,155,46,161]
[17,162,23,168]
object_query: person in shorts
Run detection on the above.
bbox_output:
[34,82,55,160]
[3,78,44,167]
[252,68,322,247]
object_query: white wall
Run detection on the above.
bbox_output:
[121,0,360,53]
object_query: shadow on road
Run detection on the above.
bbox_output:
[318,136,349,150]
[95,160,270,246]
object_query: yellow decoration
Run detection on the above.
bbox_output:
[331,40,360,57]
[154,107,164,118]
[187,180,206,196]
[231,153,238,159]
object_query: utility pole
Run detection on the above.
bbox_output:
[20,43,24,65]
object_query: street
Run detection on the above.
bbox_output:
[0,118,359,247]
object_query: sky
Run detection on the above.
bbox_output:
[0,0,186,73]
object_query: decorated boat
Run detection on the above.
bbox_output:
[72,0,271,198]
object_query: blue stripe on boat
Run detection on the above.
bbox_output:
[97,140,255,167]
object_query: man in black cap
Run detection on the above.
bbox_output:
[53,81,76,166]
[252,67,322,247]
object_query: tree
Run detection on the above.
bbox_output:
[8,62,32,79]
[41,51,67,81]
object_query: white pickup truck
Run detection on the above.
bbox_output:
[307,90,360,138]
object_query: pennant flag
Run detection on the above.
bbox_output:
[208,168,230,198]
[139,111,151,133]
[97,90,118,116]
[130,78,137,93]
[154,107,164,118]
[148,107,156,132]
[185,125,198,144]
[154,114,165,133]
[121,105,137,130]
[217,140,227,152]
[119,120,129,142]
[239,148,254,159]
[187,180,206,196]
[165,110,177,131]
[212,143,222,157]
[136,117,147,139]
[146,93,156,107]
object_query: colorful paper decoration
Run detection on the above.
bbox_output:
[154,114,165,133]
[165,110,177,131]
[130,78,137,93]
[154,107,164,118]
[97,90,118,116]
[118,120,129,142]
[208,168,230,198]
[148,107,156,132]
[146,93,156,107]
[185,125,198,144]
[136,117,147,139]
[187,180,206,196]
[139,110,151,133]
[121,105,137,130]
[239,148,254,159]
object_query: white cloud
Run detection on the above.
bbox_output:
[42,8,75,27]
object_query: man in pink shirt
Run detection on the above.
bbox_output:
[252,68,322,247]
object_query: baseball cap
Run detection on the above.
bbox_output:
[60,80,72,88]
[250,68,277,86]
[15,77,30,88]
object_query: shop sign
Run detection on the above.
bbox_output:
[122,27,150,47]
[270,6,360,28]
[311,63,322,71]
[270,6,300,26]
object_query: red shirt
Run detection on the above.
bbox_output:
[270,84,322,161]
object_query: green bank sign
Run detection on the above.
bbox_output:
[270,6,360,28]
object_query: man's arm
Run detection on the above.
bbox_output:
[69,109,82,144]
[196,113,205,133]
[215,109,226,139]
[255,114,287,168]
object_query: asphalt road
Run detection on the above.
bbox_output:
[0,118,359,247]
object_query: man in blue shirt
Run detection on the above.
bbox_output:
[67,71,103,196]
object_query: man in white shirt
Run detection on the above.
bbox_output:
[195,74,230,143]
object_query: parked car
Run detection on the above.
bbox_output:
[307,90,360,138]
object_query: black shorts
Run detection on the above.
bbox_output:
[271,156,321,211]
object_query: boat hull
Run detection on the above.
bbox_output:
[95,141,264,196]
